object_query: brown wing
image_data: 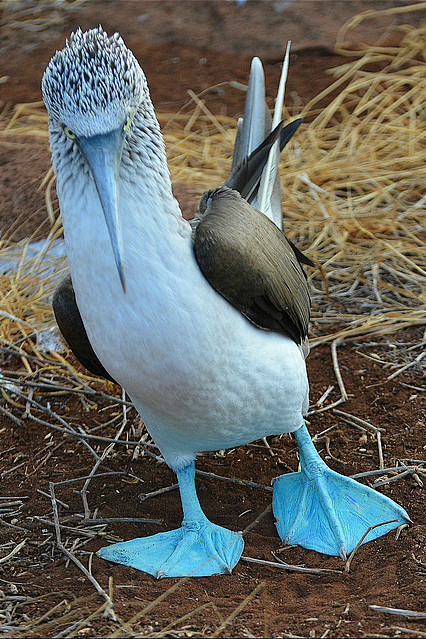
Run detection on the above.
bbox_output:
[53,274,116,383]
[193,186,311,344]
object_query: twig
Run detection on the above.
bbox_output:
[0,539,26,564]
[334,409,385,433]
[331,338,348,403]
[262,436,275,457]
[370,605,426,619]
[80,445,114,520]
[48,482,116,618]
[54,471,127,486]
[138,484,179,502]
[10,388,101,460]
[242,504,272,536]
[315,385,334,407]
[344,519,399,572]
[210,581,265,638]
[351,464,412,479]
[390,627,426,637]
[37,488,69,509]
[377,430,384,469]
[75,517,162,525]
[0,404,24,427]
[387,350,425,381]
[324,436,346,464]
[80,393,129,518]
[241,555,341,575]
[196,468,272,492]
[373,468,412,487]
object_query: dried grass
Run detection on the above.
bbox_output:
[0,13,425,639]
[1,22,424,355]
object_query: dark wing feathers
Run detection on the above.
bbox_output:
[225,119,303,204]
[193,187,311,344]
[53,274,116,383]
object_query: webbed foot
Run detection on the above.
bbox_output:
[273,424,410,557]
[97,519,243,578]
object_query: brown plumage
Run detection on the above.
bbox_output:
[193,186,312,345]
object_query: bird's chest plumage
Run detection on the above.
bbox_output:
[59,176,308,469]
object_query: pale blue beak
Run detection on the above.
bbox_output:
[79,129,127,293]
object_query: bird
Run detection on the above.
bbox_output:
[42,27,409,578]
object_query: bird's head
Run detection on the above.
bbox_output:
[42,27,148,293]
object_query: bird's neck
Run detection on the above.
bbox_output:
[57,105,195,303]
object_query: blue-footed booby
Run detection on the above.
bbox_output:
[42,27,409,578]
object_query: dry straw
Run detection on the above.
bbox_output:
[1,23,424,359]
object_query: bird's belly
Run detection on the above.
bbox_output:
[68,234,308,471]
[89,293,307,469]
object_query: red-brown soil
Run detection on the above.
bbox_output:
[0,2,425,638]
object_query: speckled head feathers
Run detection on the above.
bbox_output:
[42,27,148,137]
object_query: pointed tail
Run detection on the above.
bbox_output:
[226,45,300,230]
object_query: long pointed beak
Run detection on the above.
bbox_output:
[79,129,127,293]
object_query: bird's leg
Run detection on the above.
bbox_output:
[97,461,244,578]
[273,421,410,558]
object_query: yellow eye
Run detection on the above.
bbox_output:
[64,126,76,140]
[123,115,131,131]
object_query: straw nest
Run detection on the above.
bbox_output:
[1,21,425,361]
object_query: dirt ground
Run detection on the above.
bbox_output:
[0,1,425,638]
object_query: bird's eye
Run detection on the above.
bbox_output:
[123,115,131,132]
[64,127,76,140]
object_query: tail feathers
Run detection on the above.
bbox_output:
[231,57,269,172]
[229,48,296,230]
[225,119,302,205]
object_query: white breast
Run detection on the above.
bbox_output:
[59,166,309,471]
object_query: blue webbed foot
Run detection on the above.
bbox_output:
[97,462,243,577]
[97,519,244,578]
[273,423,410,558]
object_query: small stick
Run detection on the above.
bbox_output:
[138,484,178,501]
[0,539,26,564]
[48,482,116,616]
[331,339,348,403]
[312,424,338,440]
[308,396,348,415]
[324,436,346,464]
[76,517,162,525]
[262,437,275,457]
[242,504,272,536]
[373,468,412,487]
[377,430,384,469]
[395,523,409,541]
[315,385,334,407]
[390,627,426,637]
[344,519,399,573]
[334,409,385,433]
[10,388,101,460]
[0,405,24,427]
[387,350,425,381]
[370,605,426,619]
[81,444,114,519]
[54,471,126,486]
[371,263,383,304]
[351,465,409,479]
[80,404,129,518]
[241,555,341,575]
[338,416,368,433]
[196,468,272,492]
[37,488,69,509]
[399,382,425,392]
